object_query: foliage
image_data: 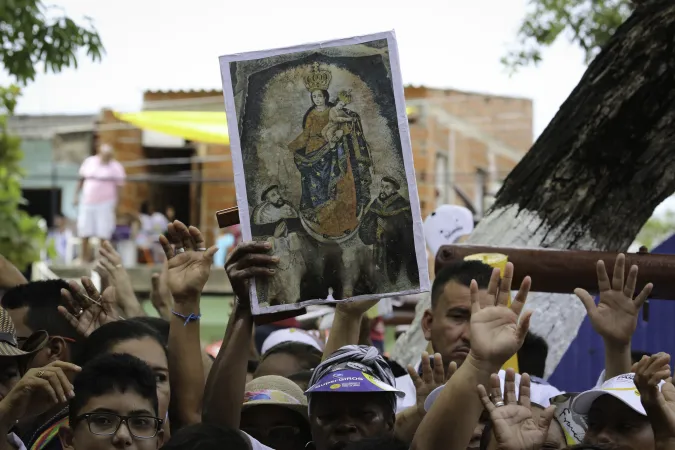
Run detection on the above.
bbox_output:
[503,0,634,72]
[634,210,675,250]
[0,0,104,270]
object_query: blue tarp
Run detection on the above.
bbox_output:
[548,234,675,392]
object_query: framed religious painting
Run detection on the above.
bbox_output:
[219,30,430,314]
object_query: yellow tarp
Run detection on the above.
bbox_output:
[114,106,418,146]
[114,111,231,145]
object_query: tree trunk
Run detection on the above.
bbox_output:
[392,0,675,376]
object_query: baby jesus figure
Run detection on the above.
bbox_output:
[321,90,356,147]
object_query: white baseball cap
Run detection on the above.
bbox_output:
[424,370,562,412]
[261,328,324,356]
[572,373,664,416]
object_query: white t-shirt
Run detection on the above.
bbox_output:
[394,362,563,412]
[242,431,275,450]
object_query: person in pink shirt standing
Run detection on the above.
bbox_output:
[73,143,126,262]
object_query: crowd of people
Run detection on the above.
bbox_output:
[0,217,673,450]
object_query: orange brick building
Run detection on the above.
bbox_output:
[98,87,532,243]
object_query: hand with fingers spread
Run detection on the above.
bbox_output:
[634,352,675,441]
[575,253,653,347]
[95,240,143,317]
[408,352,456,416]
[159,221,218,303]
[58,278,120,337]
[478,369,555,450]
[469,263,533,370]
[0,361,81,424]
[225,241,278,305]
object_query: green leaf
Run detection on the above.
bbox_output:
[0,2,105,269]
[503,0,633,73]
[0,0,105,86]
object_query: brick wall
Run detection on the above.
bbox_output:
[102,86,532,236]
[406,87,533,217]
[199,143,236,242]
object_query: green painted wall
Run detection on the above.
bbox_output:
[20,138,80,220]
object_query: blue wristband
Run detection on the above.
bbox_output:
[171,310,201,326]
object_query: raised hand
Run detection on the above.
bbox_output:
[478,369,555,450]
[59,278,120,337]
[150,262,174,320]
[0,361,81,424]
[225,241,278,304]
[574,253,652,347]
[336,298,380,319]
[159,221,218,303]
[469,262,532,370]
[96,240,144,317]
[408,352,456,416]
[634,352,675,441]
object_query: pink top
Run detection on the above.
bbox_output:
[79,155,126,205]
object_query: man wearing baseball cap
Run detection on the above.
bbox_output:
[240,375,311,450]
[305,345,404,450]
[572,372,660,449]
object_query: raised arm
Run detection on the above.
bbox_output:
[159,221,218,427]
[412,264,533,450]
[202,241,277,428]
[322,299,379,360]
[574,253,652,381]
[95,241,146,318]
[634,352,675,450]
[0,255,27,290]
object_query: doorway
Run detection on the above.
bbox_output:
[21,188,62,228]
[143,147,195,224]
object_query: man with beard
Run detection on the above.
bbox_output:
[251,185,302,238]
[359,176,418,286]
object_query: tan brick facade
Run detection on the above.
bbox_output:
[99,87,532,244]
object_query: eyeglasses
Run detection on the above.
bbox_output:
[242,426,301,441]
[74,413,163,439]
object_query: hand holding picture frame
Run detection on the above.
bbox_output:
[219,31,430,314]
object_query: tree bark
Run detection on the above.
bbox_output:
[392,0,675,376]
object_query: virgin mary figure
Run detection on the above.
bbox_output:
[288,63,373,239]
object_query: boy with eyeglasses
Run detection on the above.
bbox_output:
[59,353,164,450]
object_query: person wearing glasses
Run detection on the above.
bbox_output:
[59,353,164,450]
[0,307,80,450]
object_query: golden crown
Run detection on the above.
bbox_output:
[304,62,332,92]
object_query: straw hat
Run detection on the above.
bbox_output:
[243,375,308,420]
[0,307,48,358]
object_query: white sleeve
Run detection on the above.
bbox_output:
[242,431,276,450]
[7,433,27,450]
